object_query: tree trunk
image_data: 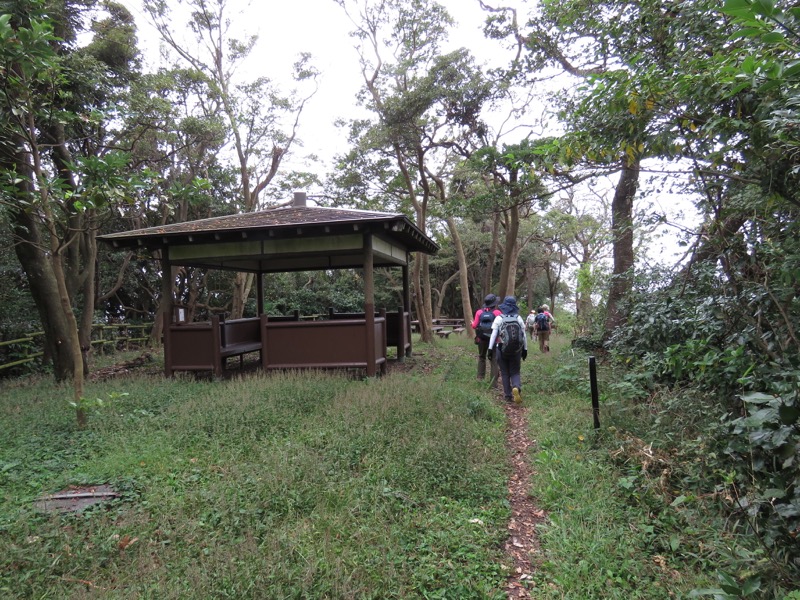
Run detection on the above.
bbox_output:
[446,217,474,332]
[498,203,521,298]
[524,264,535,312]
[49,246,86,427]
[4,135,81,382]
[604,156,640,335]
[231,272,248,319]
[482,216,500,299]
[77,226,97,376]
[412,256,431,342]
[575,251,594,336]
[420,254,434,340]
[150,263,175,346]
[230,272,257,319]
[12,211,80,381]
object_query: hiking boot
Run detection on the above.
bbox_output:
[512,387,522,404]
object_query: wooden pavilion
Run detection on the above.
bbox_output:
[99,193,438,377]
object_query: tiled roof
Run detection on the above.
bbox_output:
[99,205,439,257]
[101,205,411,238]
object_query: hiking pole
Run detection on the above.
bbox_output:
[487,372,498,390]
[487,352,498,390]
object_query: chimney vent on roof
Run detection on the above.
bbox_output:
[293,191,307,207]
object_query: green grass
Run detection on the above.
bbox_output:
[518,336,773,599]
[0,335,779,598]
[0,345,510,599]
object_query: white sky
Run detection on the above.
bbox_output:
[119,0,532,170]
[117,0,698,264]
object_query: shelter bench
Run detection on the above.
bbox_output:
[164,315,262,377]
[217,316,262,372]
[261,313,388,375]
[329,307,412,360]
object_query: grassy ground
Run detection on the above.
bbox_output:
[0,335,758,598]
[1,344,510,599]
[520,336,713,599]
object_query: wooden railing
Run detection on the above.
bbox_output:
[0,331,46,371]
[0,324,152,373]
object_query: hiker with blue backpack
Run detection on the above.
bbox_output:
[488,296,528,404]
[533,306,553,353]
[471,294,502,381]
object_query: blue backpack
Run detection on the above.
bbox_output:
[477,309,495,340]
[535,313,550,332]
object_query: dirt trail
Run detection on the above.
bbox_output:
[502,400,546,598]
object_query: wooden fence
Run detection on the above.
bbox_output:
[0,324,152,373]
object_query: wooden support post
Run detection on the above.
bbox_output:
[364,234,376,377]
[260,314,269,371]
[256,272,264,316]
[161,256,174,377]
[402,262,411,357]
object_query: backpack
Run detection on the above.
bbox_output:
[477,309,495,340]
[498,315,524,356]
[535,313,550,332]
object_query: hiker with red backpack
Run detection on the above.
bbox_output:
[488,296,528,404]
[471,294,502,381]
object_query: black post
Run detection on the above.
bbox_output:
[589,355,600,430]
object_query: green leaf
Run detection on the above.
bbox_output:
[687,588,726,598]
[762,487,786,499]
[784,60,800,78]
[753,0,775,17]
[729,27,765,40]
[741,577,761,595]
[779,404,800,425]
[720,7,758,19]
[740,392,776,405]
[721,0,756,18]
[760,32,785,44]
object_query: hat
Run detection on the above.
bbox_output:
[483,294,498,308]
[542,304,550,311]
[498,296,519,315]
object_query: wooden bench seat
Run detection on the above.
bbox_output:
[217,316,262,373]
[220,341,262,358]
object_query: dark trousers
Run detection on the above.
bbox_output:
[476,337,498,381]
[496,350,522,398]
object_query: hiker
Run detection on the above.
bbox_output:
[533,307,552,353]
[542,304,556,334]
[471,294,502,381]
[525,309,537,340]
[488,296,528,404]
